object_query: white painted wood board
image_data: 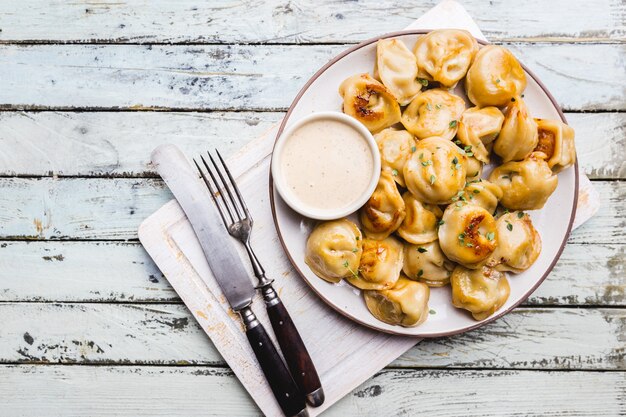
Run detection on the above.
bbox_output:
[0,43,623,111]
[1,241,621,305]
[0,0,623,43]
[1,366,624,417]
[0,111,622,179]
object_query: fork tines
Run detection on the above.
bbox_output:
[194,150,251,228]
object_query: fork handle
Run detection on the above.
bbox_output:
[240,307,308,417]
[263,287,325,407]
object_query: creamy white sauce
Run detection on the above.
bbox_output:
[280,118,374,211]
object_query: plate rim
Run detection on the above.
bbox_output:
[268,29,580,337]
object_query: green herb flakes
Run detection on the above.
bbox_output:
[417,247,427,253]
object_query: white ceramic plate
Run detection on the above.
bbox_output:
[270,30,578,337]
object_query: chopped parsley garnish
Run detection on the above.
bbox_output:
[422,160,432,167]
[417,269,424,277]
[418,78,429,86]
[411,146,417,153]
[486,231,495,241]
[392,169,398,176]
[429,309,437,315]
[449,120,458,128]
[495,78,501,83]
[435,104,442,110]
[452,157,458,165]
[438,219,445,226]
[430,174,436,184]
[473,189,480,194]
[506,220,513,231]
[517,211,525,218]
[417,247,428,253]
[343,260,359,278]
[352,248,358,253]
[419,153,424,160]
[426,103,432,111]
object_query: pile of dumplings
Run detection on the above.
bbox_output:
[305,30,576,328]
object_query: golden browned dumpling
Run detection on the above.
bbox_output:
[413,29,478,88]
[374,128,416,187]
[451,265,510,320]
[360,171,406,240]
[401,89,466,140]
[455,180,503,214]
[465,45,527,107]
[364,275,430,327]
[348,237,404,290]
[493,98,538,163]
[455,120,491,163]
[438,203,498,269]
[460,106,504,145]
[465,156,483,180]
[376,38,422,105]
[305,219,363,283]
[397,192,443,244]
[403,241,455,287]
[489,212,541,273]
[403,136,467,204]
[534,118,576,173]
[489,153,558,210]
[339,73,401,133]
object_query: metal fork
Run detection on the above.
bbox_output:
[194,150,324,408]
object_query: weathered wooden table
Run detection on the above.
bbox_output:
[0,2,624,415]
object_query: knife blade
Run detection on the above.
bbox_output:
[151,144,308,417]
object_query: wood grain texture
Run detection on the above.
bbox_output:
[0,0,623,43]
[0,178,620,242]
[2,303,624,370]
[0,44,623,111]
[0,111,622,179]
[0,242,622,306]
[0,365,624,416]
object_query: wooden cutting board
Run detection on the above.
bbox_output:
[138,2,600,415]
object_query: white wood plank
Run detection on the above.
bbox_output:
[0,242,622,306]
[0,44,622,111]
[0,365,623,416]
[0,111,283,177]
[0,111,622,179]
[1,303,624,370]
[0,178,620,243]
[0,0,623,43]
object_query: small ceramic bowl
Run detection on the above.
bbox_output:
[271,111,380,220]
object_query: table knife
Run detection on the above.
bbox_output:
[152,144,308,417]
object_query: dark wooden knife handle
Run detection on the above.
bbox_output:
[263,287,325,407]
[241,307,308,417]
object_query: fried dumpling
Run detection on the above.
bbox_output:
[339,73,401,133]
[488,211,541,273]
[465,156,483,180]
[489,153,558,210]
[305,219,363,283]
[401,89,466,140]
[465,45,527,107]
[374,128,416,187]
[534,118,576,173]
[455,120,491,164]
[403,241,455,287]
[403,136,467,204]
[451,265,510,321]
[397,192,443,244]
[493,98,538,163]
[364,275,430,327]
[438,203,498,269]
[455,180,503,214]
[413,29,478,88]
[460,106,504,145]
[348,236,404,290]
[376,38,423,105]
[360,171,406,240]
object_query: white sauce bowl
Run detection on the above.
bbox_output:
[272,111,381,220]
